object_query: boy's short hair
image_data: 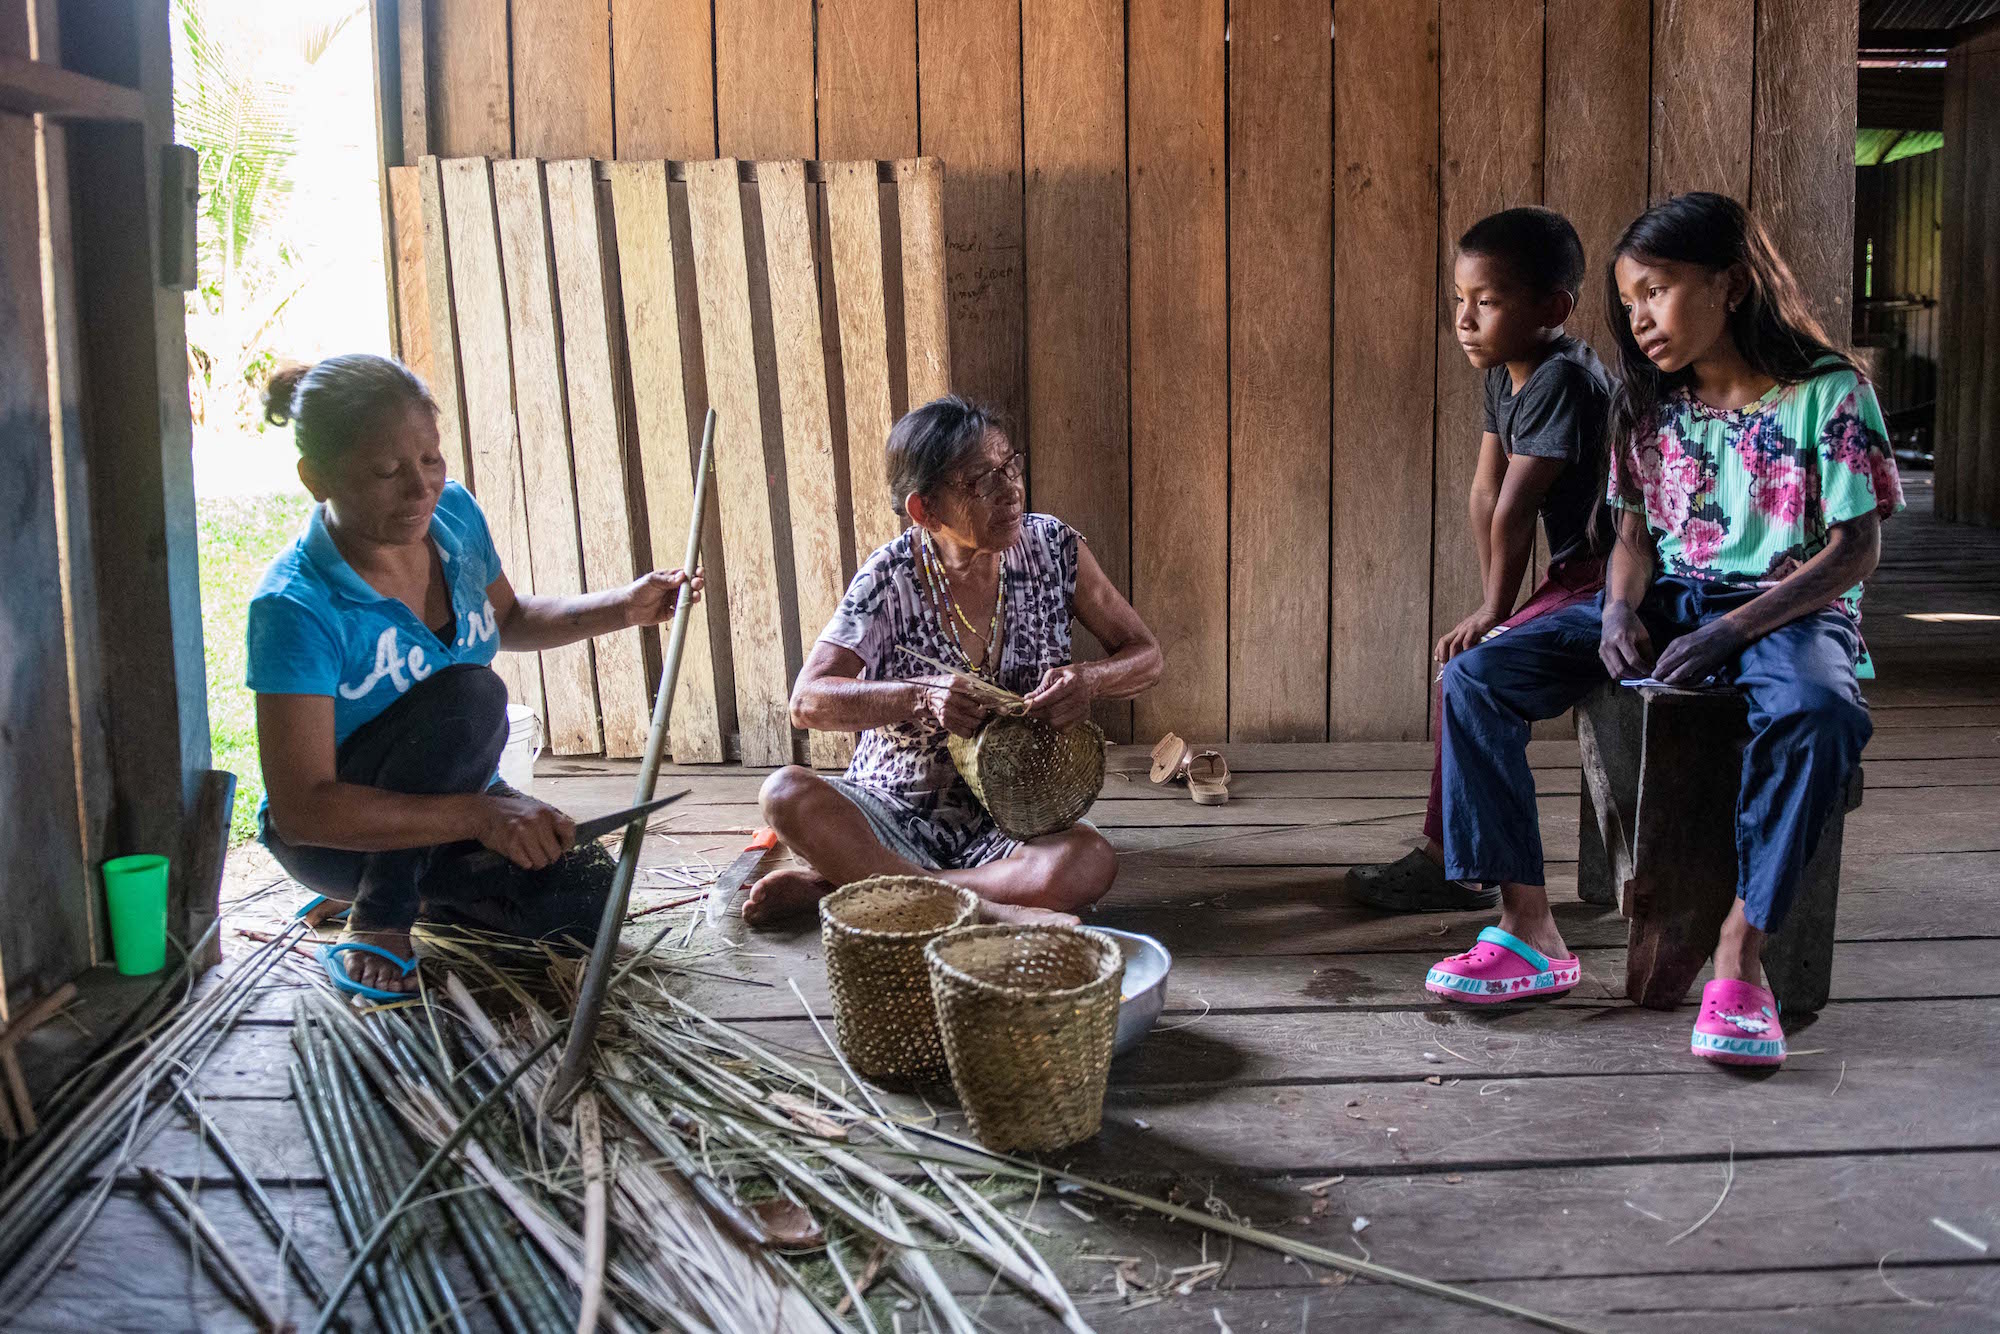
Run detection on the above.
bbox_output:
[1458,207,1586,298]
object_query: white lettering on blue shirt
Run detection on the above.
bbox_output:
[338,627,434,700]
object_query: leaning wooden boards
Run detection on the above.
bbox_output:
[399,156,952,764]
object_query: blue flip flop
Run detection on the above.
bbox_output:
[296,894,351,924]
[318,941,418,1002]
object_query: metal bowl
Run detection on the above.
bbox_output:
[1094,927,1173,1057]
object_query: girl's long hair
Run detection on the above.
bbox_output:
[1603,192,1857,506]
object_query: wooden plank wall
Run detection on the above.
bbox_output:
[388,0,1861,743]
[1853,150,1942,420]
[1936,23,2000,527]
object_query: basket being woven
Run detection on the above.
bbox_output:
[924,924,1125,1152]
[820,876,979,1080]
[948,716,1106,840]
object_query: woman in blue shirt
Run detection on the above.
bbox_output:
[248,355,699,998]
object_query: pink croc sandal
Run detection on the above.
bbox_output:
[1691,979,1786,1067]
[1425,926,1581,1003]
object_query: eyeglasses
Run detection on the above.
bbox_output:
[953,452,1026,503]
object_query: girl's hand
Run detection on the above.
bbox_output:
[623,568,705,628]
[1653,618,1750,687]
[1598,601,1655,680]
[1435,608,1503,665]
[914,676,994,738]
[474,792,576,870]
[1022,666,1095,729]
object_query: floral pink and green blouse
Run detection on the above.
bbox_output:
[1611,364,1904,625]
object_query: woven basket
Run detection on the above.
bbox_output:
[924,925,1125,1151]
[820,876,979,1080]
[947,716,1106,840]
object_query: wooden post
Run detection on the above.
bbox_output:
[61,0,210,966]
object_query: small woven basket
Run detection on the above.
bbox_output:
[924,924,1125,1152]
[820,876,979,1080]
[948,716,1106,840]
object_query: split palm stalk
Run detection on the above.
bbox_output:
[545,407,717,1115]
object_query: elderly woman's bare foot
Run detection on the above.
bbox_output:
[976,900,1080,928]
[741,868,835,928]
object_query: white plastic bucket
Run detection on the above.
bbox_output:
[498,705,543,793]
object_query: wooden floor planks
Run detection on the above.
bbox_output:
[71,483,2000,1328]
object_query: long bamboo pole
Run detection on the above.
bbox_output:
[545,408,717,1114]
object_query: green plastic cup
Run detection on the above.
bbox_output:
[102,854,170,976]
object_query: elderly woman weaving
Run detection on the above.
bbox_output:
[744,396,1164,927]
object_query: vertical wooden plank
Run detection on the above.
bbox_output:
[32,0,113,961]
[427,0,510,157]
[918,0,1026,435]
[896,157,953,407]
[388,166,435,391]
[612,0,715,158]
[547,160,652,758]
[1,95,92,1002]
[397,0,430,159]
[1752,0,1856,342]
[761,161,854,769]
[1431,0,1543,658]
[686,160,796,765]
[1975,50,2000,525]
[1022,0,1128,739]
[493,161,601,754]
[440,157,543,716]
[1127,0,1227,742]
[1227,0,1332,742]
[827,161,902,558]
[607,162,727,762]
[1650,0,1755,202]
[714,0,816,158]
[1331,0,1440,741]
[417,156,470,488]
[1544,0,1649,360]
[818,0,918,159]
[511,0,613,159]
[1934,56,1964,520]
[1949,51,1985,520]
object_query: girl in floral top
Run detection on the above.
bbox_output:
[1426,193,1901,1071]
[741,397,1164,927]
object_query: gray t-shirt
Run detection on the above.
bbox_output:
[1482,334,1613,569]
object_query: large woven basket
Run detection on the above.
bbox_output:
[924,924,1125,1152]
[820,876,979,1080]
[947,716,1106,840]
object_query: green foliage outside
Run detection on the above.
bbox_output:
[199,493,312,842]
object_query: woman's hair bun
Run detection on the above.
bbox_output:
[262,362,312,428]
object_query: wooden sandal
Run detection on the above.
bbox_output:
[1149,732,1192,785]
[1187,750,1231,805]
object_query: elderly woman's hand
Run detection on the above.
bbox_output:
[915,675,994,738]
[1022,666,1095,729]
[622,567,704,627]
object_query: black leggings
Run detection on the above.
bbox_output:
[261,664,612,943]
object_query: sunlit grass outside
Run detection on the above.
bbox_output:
[199,490,312,842]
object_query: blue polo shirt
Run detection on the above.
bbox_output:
[246,481,506,748]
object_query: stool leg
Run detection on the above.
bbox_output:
[1760,800,1848,1015]
[1624,691,1747,1010]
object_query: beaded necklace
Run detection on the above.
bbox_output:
[918,530,1006,676]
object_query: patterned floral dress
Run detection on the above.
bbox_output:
[817,514,1081,868]
[1610,362,1904,668]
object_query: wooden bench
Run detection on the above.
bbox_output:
[1575,682,1864,1014]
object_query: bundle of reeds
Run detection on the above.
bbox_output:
[0,918,315,1316]
[294,911,1592,1334]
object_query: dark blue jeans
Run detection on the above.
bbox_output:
[261,664,611,942]
[1438,577,1871,932]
